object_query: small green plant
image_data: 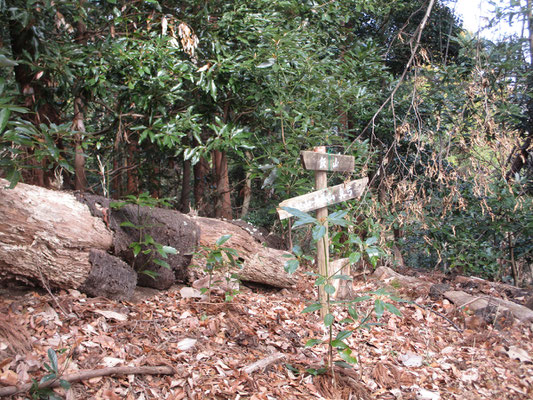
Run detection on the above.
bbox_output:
[29,348,70,400]
[281,206,404,382]
[195,234,242,301]
[110,193,177,279]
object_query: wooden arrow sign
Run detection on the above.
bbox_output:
[300,151,355,172]
[277,177,368,220]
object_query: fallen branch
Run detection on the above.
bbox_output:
[242,353,285,375]
[0,365,176,397]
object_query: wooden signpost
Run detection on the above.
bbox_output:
[277,147,368,317]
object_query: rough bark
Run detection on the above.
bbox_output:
[193,156,210,215]
[0,180,289,295]
[213,150,232,219]
[0,179,114,289]
[192,216,297,288]
[77,194,200,290]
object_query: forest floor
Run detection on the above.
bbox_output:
[0,266,532,400]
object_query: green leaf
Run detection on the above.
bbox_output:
[216,234,232,246]
[365,236,378,246]
[384,302,402,317]
[40,373,57,384]
[120,221,137,228]
[366,247,380,259]
[349,252,361,264]
[335,330,353,341]
[348,306,358,320]
[374,299,385,320]
[285,363,300,374]
[324,284,336,295]
[305,339,323,347]
[257,58,275,68]
[284,258,299,274]
[162,245,178,255]
[292,245,303,257]
[339,348,358,364]
[302,302,322,313]
[141,270,158,280]
[0,108,10,134]
[331,274,352,281]
[324,313,334,327]
[352,295,371,303]
[131,243,141,257]
[59,379,71,390]
[315,276,326,286]
[48,349,59,372]
[305,367,328,376]
[328,210,349,226]
[330,339,348,349]
[153,258,171,269]
[312,224,327,241]
[281,207,315,225]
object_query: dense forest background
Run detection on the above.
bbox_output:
[0,0,531,285]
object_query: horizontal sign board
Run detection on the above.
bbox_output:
[277,177,368,220]
[300,151,355,172]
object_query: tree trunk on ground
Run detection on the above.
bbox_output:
[0,180,293,297]
[0,179,136,299]
[192,217,297,288]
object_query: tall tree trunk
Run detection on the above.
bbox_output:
[213,150,232,219]
[193,156,209,215]
[72,19,88,191]
[240,152,253,219]
[73,96,87,191]
[112,157,121,199]
[180,159,192,213]
[126,141,138,195]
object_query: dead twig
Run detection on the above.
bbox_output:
[412,302,463,333]
[242,353,285,375]
[0,365,176,397]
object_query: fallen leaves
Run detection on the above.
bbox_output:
[0,268,532,399]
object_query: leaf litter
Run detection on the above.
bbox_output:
[0,267,532,399]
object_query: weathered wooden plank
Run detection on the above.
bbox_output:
[300,151,355,172]
[277,177,368,220]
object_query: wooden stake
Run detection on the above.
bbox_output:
[314,146,329,319]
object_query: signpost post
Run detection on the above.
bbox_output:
[278,147,368,318]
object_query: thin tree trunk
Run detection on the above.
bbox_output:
[180,159,191,213]
[213,150,232,219]
[126,141,138,195]
[240,152,252,219]
[73,19,88,191]
[193,156,209,215]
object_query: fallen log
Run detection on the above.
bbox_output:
[0,179,295,297]
[443,291,533,323]
[192,216,297,288]
[0,179,136,299]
